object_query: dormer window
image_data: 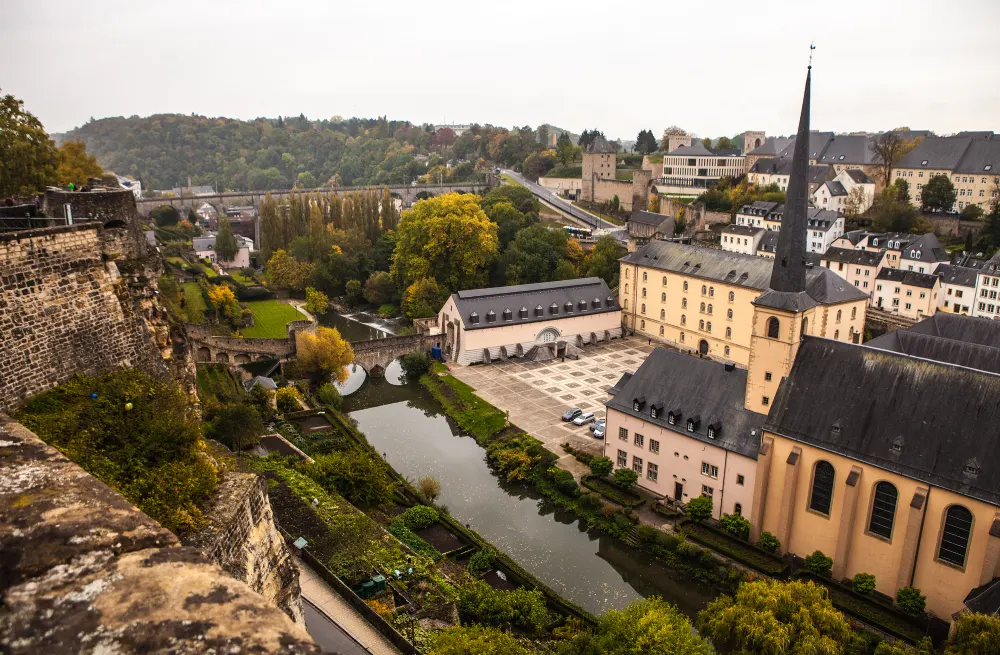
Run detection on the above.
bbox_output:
[831,421,843,437]
[502,308,512,321]
[650,407,658,419]
[891,437,903,454]
[687,420,695,432]
[964,458,980,477]
[687,415,701,432]
[578,299,588,310]
[550,303,559,315]
[650,402,663,419]
[606,295,615,305]
[486,310,496,323]
[593,297,601,308]
[470,311,480,324]
[632,396,645,411]
[535,304,544,317]
[520,306,528,319]
[708,422,721,439]
[564,301,574,312]
[921,160,928,166]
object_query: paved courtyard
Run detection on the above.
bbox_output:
[448,336,654,476]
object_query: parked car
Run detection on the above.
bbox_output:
[592,423,605,439]
[572,412,595,426]
[561,408,583,422]
[589,418,606,433]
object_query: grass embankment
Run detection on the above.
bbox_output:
[571,201,624,226]
[229,270,256,285]
[181,282,208,323]
[543,166,582,179]
[196,364,242,405]
[421,372,507,443]
[241,300,307,338]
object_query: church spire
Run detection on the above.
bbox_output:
[768,66,812,293]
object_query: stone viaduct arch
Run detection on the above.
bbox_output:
[349,333,441,378]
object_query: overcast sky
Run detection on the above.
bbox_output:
[2,0,998,140]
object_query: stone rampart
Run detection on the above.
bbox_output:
[187,319,315,364]
[0,414,318,654]
[0,224,163,411]
[43,189,148,259]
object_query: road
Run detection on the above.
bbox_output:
[501,169,612,231]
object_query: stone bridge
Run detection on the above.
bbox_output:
[136,181,494,216]
[187,321,315,365]
[350,333,441,377]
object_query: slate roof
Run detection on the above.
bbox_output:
[607,372,633,396]
[821,247,884,267]
[738,200,781,216]
[823,180,848,197]
[816,135,876,165]
[748,158,835,185]
[897,137,973,170]
[747,137,794,157]
[193,236,216,252]
[450,277,619,330]
[776,131,835,160]
[765,337,1000,506]
[667,143,715,157]
[622,241,866,306]
[954,139,1000,174]
[954,131,995,140]
[900,233,949,264]
[936,264,979,288]
[843,169,873,184]
[876,267,939,289]
[965,578,1000,615]
[629,210,671,227]
[865,329,1000,376]
[837,230,867,246]
[905,311,1000,348]
[805,209,842,232]
[585,135,615,154]
[722,224,764,237]
[756,230,780,254]
[606,348,766,459]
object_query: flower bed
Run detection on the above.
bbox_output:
[677,519,788,576]
[581,475,645,508]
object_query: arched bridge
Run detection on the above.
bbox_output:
[350,333,441,377]
[187,321,313,365]
[136,181,494,216]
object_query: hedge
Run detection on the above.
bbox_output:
[677,519,788,576]
[581,475,645,508]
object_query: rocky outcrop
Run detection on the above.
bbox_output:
[0,415,319,654]
[186,472,305,624]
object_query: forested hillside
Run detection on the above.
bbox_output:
[57,114,543,192]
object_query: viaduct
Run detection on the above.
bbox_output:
[136,181,493,216]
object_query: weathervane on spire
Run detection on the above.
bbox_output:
[809,42,816,68]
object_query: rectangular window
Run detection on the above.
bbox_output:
[633,456,643,475]
[618,427,628,441]
[762,396,770,406]
[647,462,658,481]
[650,439,660,454]
[617,449,627,467]
[701,462,709,475]
[765,372,772,381]
[634,433,644,448]
[701,462,719,479]
[702,485,714,497]
[737,474,745,485]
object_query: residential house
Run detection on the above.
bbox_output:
[625,210,674,252]
[812,169,875,214]
[973,251,1000,320]
[720,225,765,256]
[899,233,950,274]
[936,264,978,315]
[193,233,253,270]
[747,157,835,194]
[873,268,940,319]
[819,247,887,303]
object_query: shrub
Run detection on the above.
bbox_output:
[304,286,330,316]
[720,513,751,541]
[757,531,780,553]
[276,386,302,413]
[387,522,441,561]
[685,496,713,522]
[467,547,495,575]
[589,456,613,478]
[314,382,342,409]
[852,572,877,595]
[209,403,264,452]
[613,467,638,490]
[399,505,439,530]
[458,581,549,635]
[299,449,397,508]
[345,279,364,305]
[804,550,833,577]
[895,586,926,616]
[549,467,579,496]
[699,549,718,568]
[613,511,632,529]
[676,537,702,559]
[579,492,602,511]
[150,205,180,227]
[377,304,397,318]
[399,351,431,382]
[418,475,441,501]
[636,525,661,543]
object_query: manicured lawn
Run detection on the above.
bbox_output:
[241,300,307,338]
[196,262,219,278]
[229,270,256,285]
[165,256,191,270]
[181,282,207,323]
[544,166,582,179]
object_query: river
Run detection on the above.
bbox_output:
[328,310,717,618]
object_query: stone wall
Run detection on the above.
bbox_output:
[43,189,148,260]
[187,319,315,364]
[659,197,730,234]
[185,472,304,624]
[0,224,164,411]
[0,414,318,654]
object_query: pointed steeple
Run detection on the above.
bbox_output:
[768,67,812,293]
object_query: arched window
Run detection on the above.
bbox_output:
[642,271,648,281]
[708,304,713,314]
[640,319,645,329]
[724,345,730,356]
[681,315,686,326]
[939,505,974,567]
[702,285,707,295]
[661,292,666,302]
[662,276,668,286]
[851,307,857,320]
[836,309,842,323]
[659,325,664,336]
[660,309,665,320]
[726,327,732,339]
[682,298,688,309]
[868,482,898,539]
[626,269,630,279]
[809,461,835,515]
[709,287,715,297]
[625,284,630,294]
[729,291,735,302]
[624,299,628,310]
[834,329,839,340]
[700,302,706,312]
[641,303,646,314]
[707,322,712,333]
[767,317,780,339]
[642,288,647,298]
[699,320,705,330]
[727,308,733,320]
[680,332,685,342]
[683,281,689,291]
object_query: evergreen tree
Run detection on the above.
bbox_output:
[259,193,284,261]
[215,216,239,263]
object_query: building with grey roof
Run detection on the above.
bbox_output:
[895,133,999,212]
[436,278,623,366]
[899,232,950,273]
[866,312,1000,371]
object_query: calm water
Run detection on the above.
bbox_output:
[341,372,716,618]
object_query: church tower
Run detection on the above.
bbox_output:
[744,67,817,414]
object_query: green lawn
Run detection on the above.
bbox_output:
[165,256,191,271]
[241,300,307,338]
[196,262,219,278]
[181,282,207,323]
[230,271,256,285]
[571,201,624,226]
[544,166,582,179]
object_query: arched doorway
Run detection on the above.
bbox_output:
[698,339,709,356]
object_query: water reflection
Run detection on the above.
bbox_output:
[346,378,717,617]
[335,364,367,396]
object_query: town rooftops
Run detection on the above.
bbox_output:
[756,231,780,255]
[820,247,884,267]
[606,347,765,459]
[747,137,794,157]
[450,277,618,330]
[722,224,764,237]
[806,208,842,232]
[607,372,633,396]
[876,267,940,289]
[738,200,781,216]
[823,180,848,197]
[897,136,975,170]
[900,233,949,264]
[837,230,867,247]
[776,131,835,160]
[622,241,867,306]
[843,169,873,184]
[816,134,876,165]
[666,142,714,157]
[192,236,216,252]
[585,135,615,154]
[866,313,1000,375]
[766,336,1000,506]
[953,139,1000,174]
[748,158,835,185]
[628,210,671,227]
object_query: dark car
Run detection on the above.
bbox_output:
[561,407,583,422]
[593,423,606,439]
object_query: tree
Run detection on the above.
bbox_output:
[635,129,658,155]
[345,279,364,305]
[844,186,869,219]
[716,136,733,150]
[660,125,689,151]
[702,137,713,149]
[591,597,713,655]
[315,382,341,408]
[613,467,638,490]
[0,89,59,196]
[894,178,911,202]
[391,192,499,290]
[260,193,284,262]
[871,187,922,233]
[215,216,239,263]
[210,404,264,453]
[401,277,446,319]
[56,140,103,188]
[207,284,241,327]
[946,612,1000,655]
[246,384,275,423]
[537,124,550,147]
[484,200,537,249]
[578,129,606,151]
[697,579,853,655]
[871,130,918,188]
[922,174,957,212]
[431,127,457,149]
[305,286,330,315]
[295,326,354,382]
[363,271,396,305]
[266,249,315,291]
[648,193,661,213]
[674,208,688,236]
[302,449,397,507]
[430,626,533,655]
[804,550,833,577]
[685,495,713,522]
[275,386,302,413]
[589,456,613,478]
[896,586,927,616]
[557,133,578,166]
[610,195,620,212]
[523,150,557,180]
[961,204,985,221]
[499,224,572,285]
[586,235,626,287]
[399,351,431,382]
[150,205,180,227]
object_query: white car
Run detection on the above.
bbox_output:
[572,412,595,426]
